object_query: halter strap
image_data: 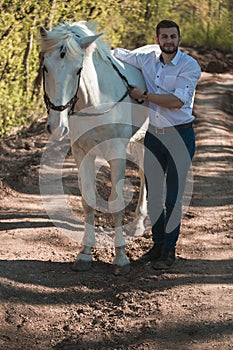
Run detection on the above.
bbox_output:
[43,67,82,115]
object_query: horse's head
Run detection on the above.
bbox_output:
[40,23,103,140]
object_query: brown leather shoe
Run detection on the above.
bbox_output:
[165,247,176,266]
[152,247,176,269]
[140,244,164,262]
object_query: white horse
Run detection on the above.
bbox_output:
[40,21,151,275]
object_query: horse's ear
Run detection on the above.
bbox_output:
[79,33,103,49]
[40,27,48,38]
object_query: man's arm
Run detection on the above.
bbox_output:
[114,48,144,69]
[130,58,201,109]
[129,86,184,109]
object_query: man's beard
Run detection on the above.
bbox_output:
[160,45,178,55]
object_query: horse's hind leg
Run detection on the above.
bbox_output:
[108,158,130,275]
[127,140,147,236]
[134,148,147,236]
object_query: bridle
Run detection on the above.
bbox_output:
[42,54,141,118]
[43,66,82,116]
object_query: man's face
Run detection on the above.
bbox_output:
[156,27,181,55]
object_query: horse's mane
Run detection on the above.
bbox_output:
[40,21,110,63]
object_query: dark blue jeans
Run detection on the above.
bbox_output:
[144,126,195,249]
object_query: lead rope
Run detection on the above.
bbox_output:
[107,56,145,105]
[75,56,144,117]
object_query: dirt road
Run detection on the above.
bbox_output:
[0,72,232,350]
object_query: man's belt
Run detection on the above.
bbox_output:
[149,122,193,135]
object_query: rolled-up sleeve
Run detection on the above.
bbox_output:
[173,60,201,106]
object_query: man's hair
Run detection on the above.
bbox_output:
[156,20,180,37]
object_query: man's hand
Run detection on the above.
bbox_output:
[129,86,145,100]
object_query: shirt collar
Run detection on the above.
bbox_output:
[157,48,182,65]
[171,49,182,65]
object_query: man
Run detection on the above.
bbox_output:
[114,20,201,269]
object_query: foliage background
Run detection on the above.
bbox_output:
[1,0,232,136]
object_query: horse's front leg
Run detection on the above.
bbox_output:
[109,158,130,275]
[72,151,96,271]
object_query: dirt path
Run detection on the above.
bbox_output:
[0,73,232,350]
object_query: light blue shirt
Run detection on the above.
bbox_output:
[114,48,201,128]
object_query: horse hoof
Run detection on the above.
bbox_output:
[72,259,92,272]
[113,264,130,276]
[134,223,145,237]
